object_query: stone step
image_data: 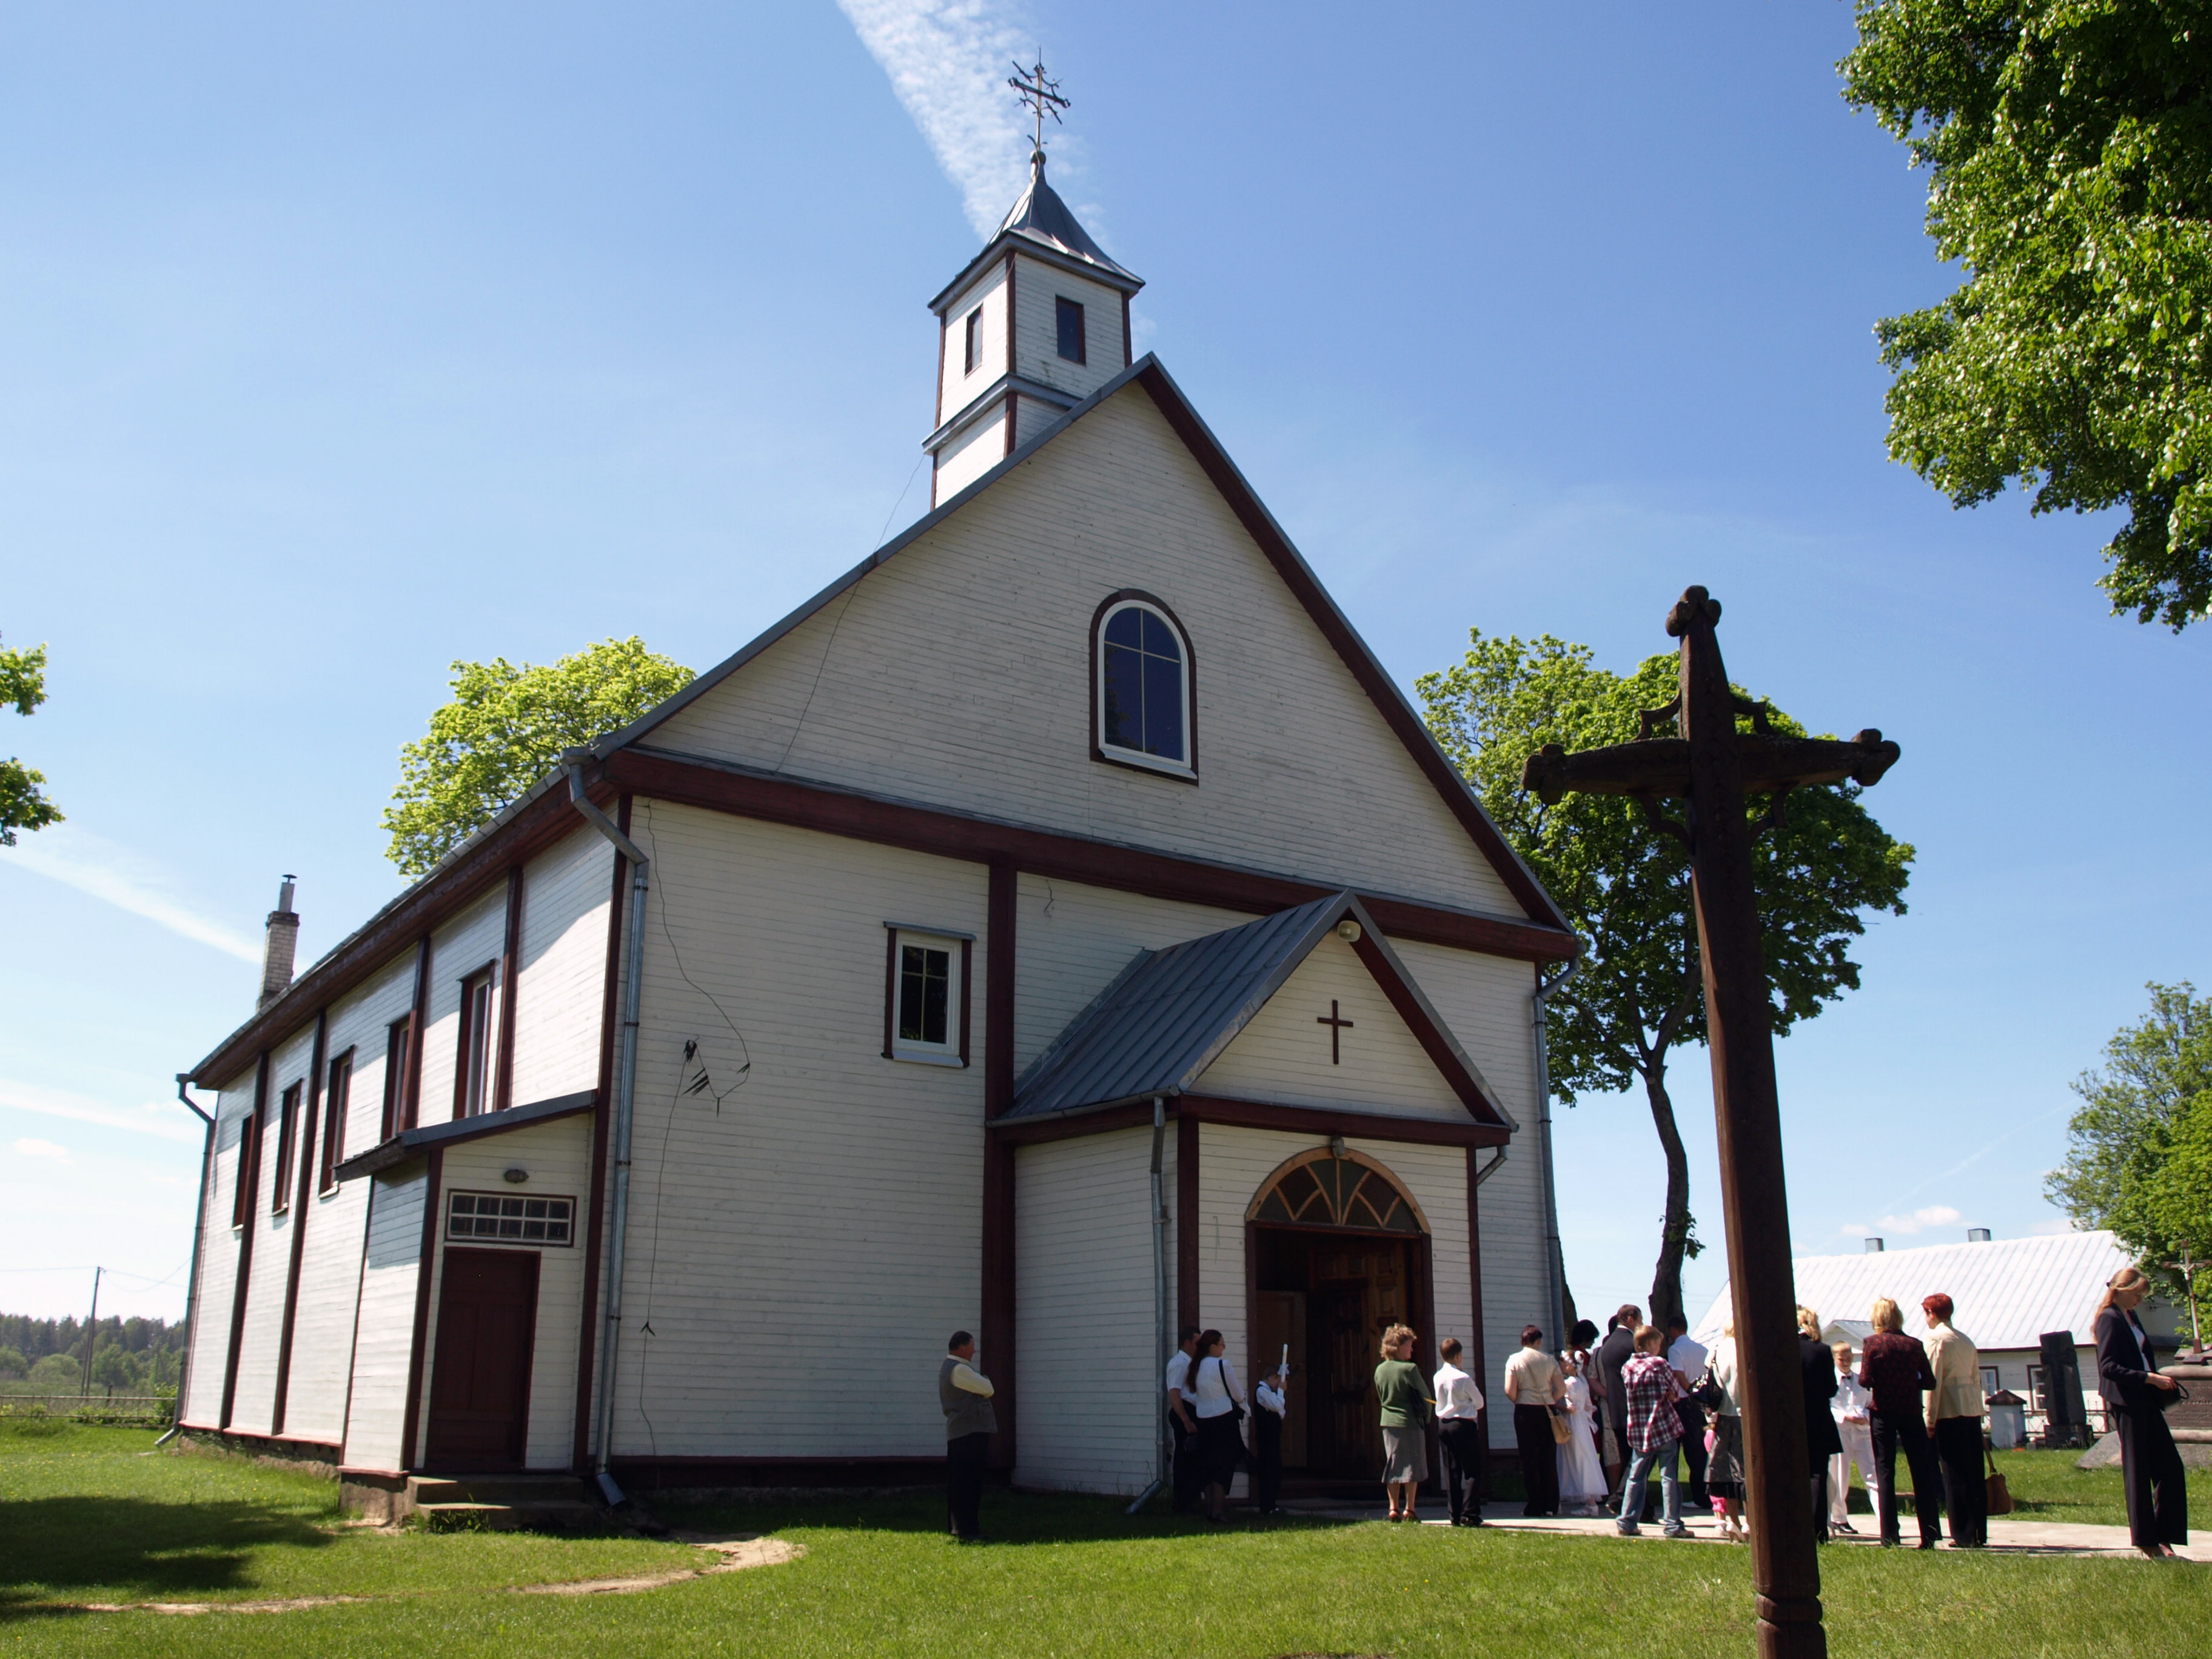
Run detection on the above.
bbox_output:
[412,1499,605,1533]
[409,1474,594,1507]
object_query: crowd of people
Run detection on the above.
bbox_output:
[934,1265,2188,1557]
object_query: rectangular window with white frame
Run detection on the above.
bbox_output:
[882,923,971,1067]
[454,962,500,1119]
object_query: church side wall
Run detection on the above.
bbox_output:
[509,828,615,1108]
[598,802,990,1459]
[227,1020,320,1436]
[653,386,1521,919]
[1392,942,1550,1443]
[433,1115,592,1469]
[1013,873,1248,1072]
[344,1166,430,1473]
[277,956,420,1444]
[1013,1127,1159,1495]
[181,1068,256,1427]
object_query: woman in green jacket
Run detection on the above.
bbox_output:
[1375,1324,1433,1521]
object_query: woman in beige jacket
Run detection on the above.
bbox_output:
[1921,1293,1986,1548]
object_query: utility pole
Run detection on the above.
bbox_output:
[1524,586,1900,1659]
[78,1266,103,1397]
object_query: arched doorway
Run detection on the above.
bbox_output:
[1246,1147,1432,1486]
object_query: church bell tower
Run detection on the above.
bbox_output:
[924,140,1144,505]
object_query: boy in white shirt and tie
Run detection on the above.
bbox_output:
[1433,1337,1486,1526]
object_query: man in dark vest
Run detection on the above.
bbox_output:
[1598,1304,1641,1510]
[940,1330,997,1544]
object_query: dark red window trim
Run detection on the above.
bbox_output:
[883,924,973,1068]
[452,959,499,1121]
[381,1017,410,1142]
[270,1082,303,1213]
[319,1048,355,1195]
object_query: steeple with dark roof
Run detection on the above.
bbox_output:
[923,150,1145,506]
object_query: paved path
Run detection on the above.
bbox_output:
[1272,1500,2207,1561]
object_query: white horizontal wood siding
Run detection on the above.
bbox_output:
[227,1021,319,1435]
[344,1166,429,1473]
[1196,1124,1473,1486]
[1011,255,1124,401]
[934,407,1010,501]
[1391,942,1549,1441]
[938,263,1010,428]
[181,1069,256,1427]
[511,828,615,1107]
[1198,935,1469,1119]
[654,383,1519,918]
[278,956,418,1444]
[1014,874,1248,1071]
[435,1114,592,1469]
[417,890,508,1127]
[1014,1126,1159,1494]
[592,801,989,1458]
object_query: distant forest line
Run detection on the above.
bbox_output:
[0,1313,189,1393]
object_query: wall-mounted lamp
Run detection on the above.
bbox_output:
[1327,1135,1347,1160]
[1335,920,1362,943]
[503,1167,530,1184]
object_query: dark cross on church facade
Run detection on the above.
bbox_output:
[1007,56,1070,158]
[1522,587,1899,1659]
[1316,1000,1354,1064]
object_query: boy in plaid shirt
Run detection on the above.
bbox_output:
[1615,1324,1691,1537]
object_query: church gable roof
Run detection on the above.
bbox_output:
[1005,893,1507,1125]
[589,356,1569,936]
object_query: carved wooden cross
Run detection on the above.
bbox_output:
[1521,586,1899,1659]
[1316,1000,1354,1064]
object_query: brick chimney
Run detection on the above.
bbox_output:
[259,875,300,1008]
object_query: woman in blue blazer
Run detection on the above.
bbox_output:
[2093,1267,2187,1559]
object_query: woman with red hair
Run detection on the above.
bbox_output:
[1921,1292,1987,1547]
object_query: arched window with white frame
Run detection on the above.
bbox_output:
[1093,592,1195,779]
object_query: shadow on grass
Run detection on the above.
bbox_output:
[0,1495,337,1609]
[648,1487,1358,1547]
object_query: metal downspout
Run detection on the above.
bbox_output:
[156,1076,216,1447]
[566,760,651,1507]
[1126,1094,1169,1514]
[1531,959,1578,1345]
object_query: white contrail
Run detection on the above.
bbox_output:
[836,0,1035,237]
[5,825,260,962]
[0,1078,204,1144]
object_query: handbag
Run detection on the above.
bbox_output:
[1983,1441,2013,1516]
[1205,1357,1247,1423]
[1549,1405,1573,1444]
[1691,1368,1726,1412]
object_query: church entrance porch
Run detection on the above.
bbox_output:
[1245,1149,1434,1495]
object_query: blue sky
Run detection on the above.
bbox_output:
[3,2,2206,1329]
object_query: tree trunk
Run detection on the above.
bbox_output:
[1642,1050,1694,1330]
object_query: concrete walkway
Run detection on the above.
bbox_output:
[1271,1499,2207,1561]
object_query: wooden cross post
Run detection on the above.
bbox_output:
[1523,587,1899,1659]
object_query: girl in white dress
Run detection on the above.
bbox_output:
[1556,1352,1607,1515]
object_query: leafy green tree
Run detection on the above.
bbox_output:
[1842,2,2212,629]
[0,1344,26,1379]
[2048,982,2212,1327]
[89,1342,139,1392]
[383,638,694,878]
[1419,633,1915,1325]
[1,632,62,845]
[27,1353,79,1391]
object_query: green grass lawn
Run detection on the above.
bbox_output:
[4,1421,2203,1658]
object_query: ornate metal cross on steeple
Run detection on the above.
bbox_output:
[1521,587,1900,1659]
[1316,1000,1354,1065]
[1008,56,1070,159]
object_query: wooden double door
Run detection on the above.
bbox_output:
[424,1247,540,1470]
[1251,1228,1429,1480]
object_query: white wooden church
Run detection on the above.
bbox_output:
[176,150,1580,1507]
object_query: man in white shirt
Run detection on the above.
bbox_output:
[1164,1326,1201,1513]
[1433,1336,1487,1527]
[1252,1359,1289,1515]
[1828,1341,1879,1534]
[1664,1313,1711,1513]
[940,1331,997,1543]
